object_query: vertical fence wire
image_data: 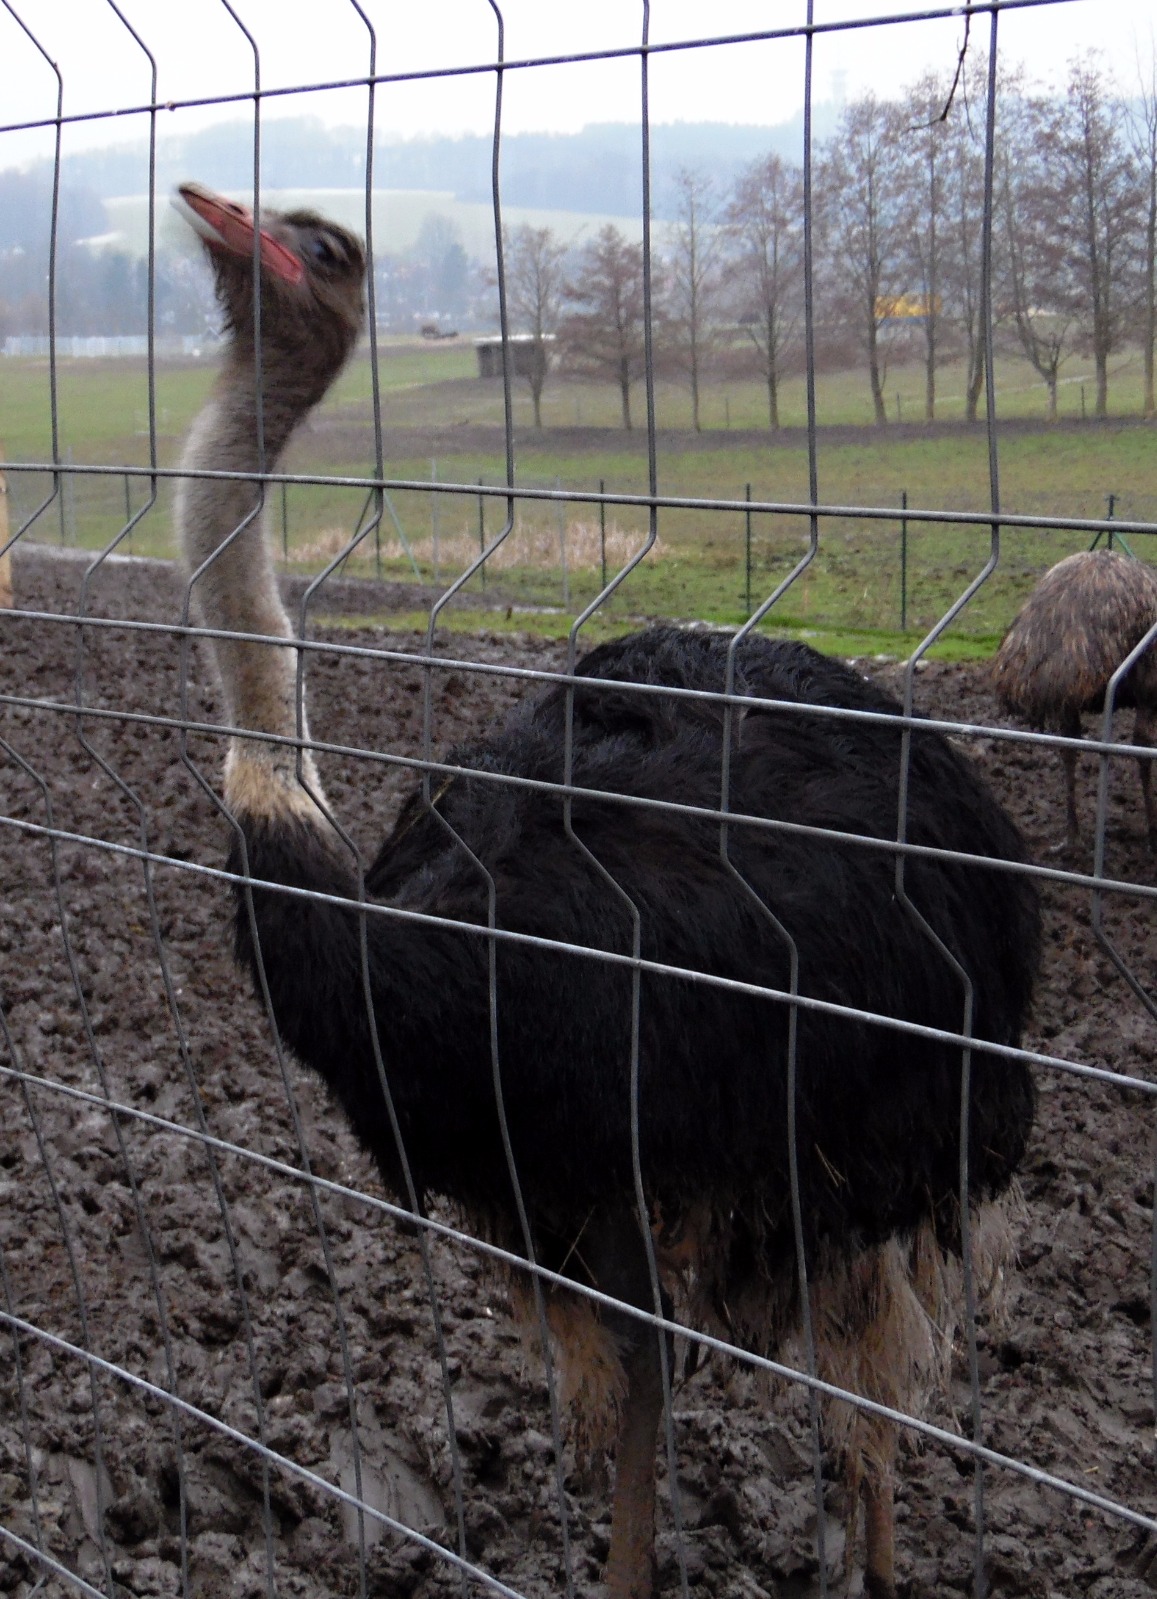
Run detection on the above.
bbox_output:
[2,6,1157,1599]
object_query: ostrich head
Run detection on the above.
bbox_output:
[175,181,366,410]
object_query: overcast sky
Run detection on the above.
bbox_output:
[3,0,1155,171]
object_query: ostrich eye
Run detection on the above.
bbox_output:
[308,234,340,267]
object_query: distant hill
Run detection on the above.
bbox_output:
[108,187,659,263]
[4,113,837,228]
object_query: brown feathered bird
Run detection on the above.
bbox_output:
[992,548,1157,849]
[173,182,1039,1599]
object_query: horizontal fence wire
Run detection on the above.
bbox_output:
[2,3,1157,1599]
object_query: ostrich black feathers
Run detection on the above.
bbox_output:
[230,627,1038,1287]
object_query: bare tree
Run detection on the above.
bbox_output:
[562,225,646,431]
[1126,35,1157,418]
[818,95,905,425]
[1053,58,1139,417]
[996,90,1078,420]
[663,168,723,431]
[502,224,568,429]
[942,67,992,424]
[897,74,952,421]
[725,152,804,429]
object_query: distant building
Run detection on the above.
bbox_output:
[474,333,556,379]
[874,294,942,324]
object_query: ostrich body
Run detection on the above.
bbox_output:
[992,548,1157,849]
[175,184,1039,1599]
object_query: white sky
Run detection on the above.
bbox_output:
[2,0,1155,171]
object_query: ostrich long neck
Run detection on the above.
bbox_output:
[178,352,332,825]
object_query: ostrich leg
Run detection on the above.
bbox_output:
[1136,706,1155,852]
[862,1447,897,1599]
[1059,706,1082,847]
[585,1210,672,1599]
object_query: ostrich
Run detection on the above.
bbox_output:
[173,182,1039,1599]
[992,548,1157,850]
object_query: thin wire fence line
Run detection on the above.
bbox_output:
[0,1313,530,1599]
[0,0,1083,140]
[4,2,1156,1596]
[6,459,1157,545]
[9,645,1157,771]
[0,1535,108,1599]
[0,810,1150,1092]
[5,1272,1156,1547]
[5,717,1157,908]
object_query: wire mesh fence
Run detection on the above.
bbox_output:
[2,4,1157,1599]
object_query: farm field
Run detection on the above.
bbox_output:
[1,546,1155,1598]
[3,348,1156,657]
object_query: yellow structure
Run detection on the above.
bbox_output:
[874,294,942,321]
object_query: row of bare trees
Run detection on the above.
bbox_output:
[502,53,1157,429]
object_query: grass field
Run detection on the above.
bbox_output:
[3,342,1155,657]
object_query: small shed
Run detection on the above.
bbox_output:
[474,333,555,379]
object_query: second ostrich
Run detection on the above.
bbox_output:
[992,547,1157,850]
[174,183,1039,1599]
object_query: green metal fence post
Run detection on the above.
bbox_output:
[744,483,753,618]
[900,488,908,633]
[599,479,607,591]
[478,478,486,590]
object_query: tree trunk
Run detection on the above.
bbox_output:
[690,359,701,432]
[1047,376,1058,421]
[1095,349,1108,418]
[620,372,633,432]
[767,368,779,431]
[966,345,985,424]
[924,318,936,422]
[530,341,546,429]
[868,319,887,426]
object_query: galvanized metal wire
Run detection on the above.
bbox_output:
[2,3,1156,1599]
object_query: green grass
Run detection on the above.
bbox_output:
[318,605,999,662]
[4,346,1155,648]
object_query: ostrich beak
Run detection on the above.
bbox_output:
[173,182,304,286]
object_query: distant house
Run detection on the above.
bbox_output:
[474,333,556,379]
[874,294,942,324]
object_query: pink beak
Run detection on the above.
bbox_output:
[174,181,304,287]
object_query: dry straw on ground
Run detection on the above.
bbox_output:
[291,517,656,572]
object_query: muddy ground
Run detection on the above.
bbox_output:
[1,545,1155,1599]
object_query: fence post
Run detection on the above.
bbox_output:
[59,445,71,545]
[125,473,133,556]
[64,446,76,546]
[900,488,908,633]
[0,449,11,609]
[281,480,289,565]
[744,482,753,619]
[599,479,607,591]
[556,475,569,608]
[431,458,440,583]
[477,478,486,590]
[1106,491,1116,551]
